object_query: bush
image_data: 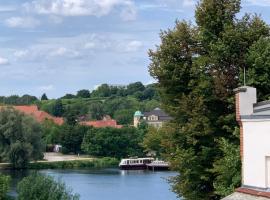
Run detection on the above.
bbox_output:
[0,174,10,200]
[17,174,79,200]
[28,158,119,170]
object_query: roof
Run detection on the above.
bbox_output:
[134,111,143,117]
[80,119,122,128]
[143,108,173,121]
[222,192,270,200]
[223,187,270,200]
[0,105,64,125]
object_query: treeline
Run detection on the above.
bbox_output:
[43,120,147,158]
[0,82,160,125]
[145,0,270,199]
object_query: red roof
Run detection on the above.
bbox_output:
[80,119,122,128]
[1,105,64,125]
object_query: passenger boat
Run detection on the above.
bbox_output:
[146,160,170,171]
[119,157,154,170]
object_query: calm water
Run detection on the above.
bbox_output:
[2,169,179,200]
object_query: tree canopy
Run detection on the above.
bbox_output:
[0,108,44,168]
[148,0,270,199]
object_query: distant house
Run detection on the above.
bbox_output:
[80,116,122,128]
[134,108,172,128]
[0,105,64,125]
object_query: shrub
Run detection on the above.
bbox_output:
[17,174,79,200]
[0,174,11,200]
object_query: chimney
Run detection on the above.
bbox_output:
[234,86,257,121]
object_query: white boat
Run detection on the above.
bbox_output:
[119,157,154,170]
[146,160,170,171]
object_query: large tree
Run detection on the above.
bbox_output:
[0,108,44,168]
[148,0,270,199]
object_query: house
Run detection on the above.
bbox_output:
[134,108,172,128]
[80,116,122,128]
[223,86,270,199]
[0,105,64,125]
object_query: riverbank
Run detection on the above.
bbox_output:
[0,157,119,170]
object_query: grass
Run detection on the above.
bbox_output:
[0,157,119,170]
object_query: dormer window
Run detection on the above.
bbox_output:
[148,115,158,121]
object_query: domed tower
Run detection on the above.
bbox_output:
[134,111,143,128]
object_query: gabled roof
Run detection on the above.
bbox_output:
[144,108,173,121]
[0,105,64,125]
[80,119,122,128]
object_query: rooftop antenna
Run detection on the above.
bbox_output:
[244,66,246,86]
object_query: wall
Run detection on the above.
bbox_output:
[243,120,270,188]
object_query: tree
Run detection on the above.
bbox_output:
[0,108,44,168]
[52,99,64,117]
[76,90,90,98]
[17,173,79,200]
[113,109,133,125]
[81,127,145,158]
[61,94,76,99]
[148,0,270,199]
[126,82,145,95]
[88,102,105,120]
[41,93,48,101]
[0,174,10,200]
[59,124,88,154]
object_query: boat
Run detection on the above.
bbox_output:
[119,157,154,170]
[146,160,170,171]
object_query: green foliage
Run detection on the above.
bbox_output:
[28,158,118,169]
[142,126,165,157]
[81,127,145,158]
[41,93,48,101]
[0,95,37,105]
[76,90,90,98]
[148,0,270,199]
[0,174,10,200]
[0,108,44,168]
[17,174,79,200]
[212,131,241,196]
[59,124,89,154]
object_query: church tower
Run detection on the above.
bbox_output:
[134,111,143,128]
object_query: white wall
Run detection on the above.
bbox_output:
[243,120,270,188]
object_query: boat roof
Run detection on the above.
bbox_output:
[121,158,154,161]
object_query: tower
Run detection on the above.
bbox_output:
[134,111,143,128]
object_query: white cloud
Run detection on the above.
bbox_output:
[0,57,9,65]
[125,40,143,52]
[50,47,80,57]
[24,0,137,20]
[84,42,96,49]
[14,50,29,58]
[5,17,40,28]
[38,84,55,91]
[245,0,270,6]
[183,0,196,7]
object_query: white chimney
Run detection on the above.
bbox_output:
[235,86,257,119]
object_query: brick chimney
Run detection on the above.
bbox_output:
[234,86,257,161]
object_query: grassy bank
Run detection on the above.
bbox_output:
[0,157,119,170]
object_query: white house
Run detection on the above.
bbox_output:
[226,86,270,199]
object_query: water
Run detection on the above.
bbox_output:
[3,169,179,200]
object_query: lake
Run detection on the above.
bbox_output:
[3,169,179,200]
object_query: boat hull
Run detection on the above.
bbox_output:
[146,165,170,171]
[119,164,147,170]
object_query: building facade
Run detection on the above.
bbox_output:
[134,108,172,128]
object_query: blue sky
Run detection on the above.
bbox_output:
[0,0,269,98]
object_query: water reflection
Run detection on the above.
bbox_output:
[1,169,179,200]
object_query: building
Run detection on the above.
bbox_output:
[134,108,172,128]
[80,116,122,128]
[223,86,270,199]
[0,105,64,125]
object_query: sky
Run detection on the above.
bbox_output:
[0,0,269,98]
